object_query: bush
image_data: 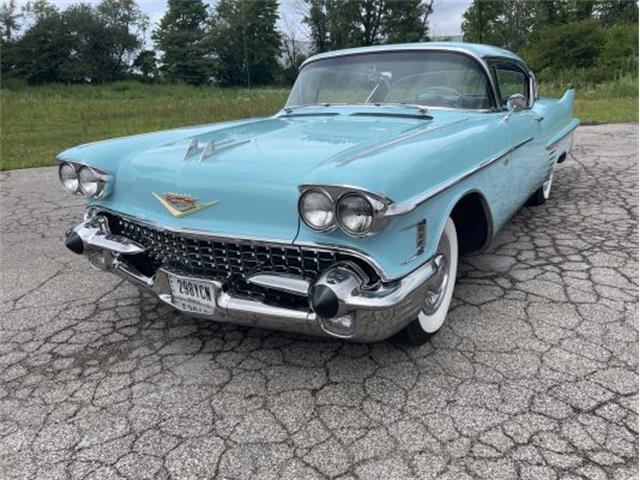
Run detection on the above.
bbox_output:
[520,20,603,76]
[521,20,638,89]
[601,24,639,70]
[0,76,28,90]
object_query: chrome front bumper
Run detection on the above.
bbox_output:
[65,217,440,342]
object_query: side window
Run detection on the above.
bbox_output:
[495,66,528,107]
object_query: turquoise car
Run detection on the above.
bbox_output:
[59,43,579,344]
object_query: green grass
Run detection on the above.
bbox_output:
[1,82,289,170]
[538,73,638,124]
[1,78,637,170]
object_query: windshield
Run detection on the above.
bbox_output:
[286,51,493,110]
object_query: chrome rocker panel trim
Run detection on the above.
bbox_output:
[66,217,441,342]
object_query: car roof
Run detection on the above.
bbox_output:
[301,42,525,67]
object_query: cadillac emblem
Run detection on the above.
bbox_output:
[153,192,218,217]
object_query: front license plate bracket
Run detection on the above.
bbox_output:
[166,272,218,315]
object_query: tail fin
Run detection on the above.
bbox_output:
[559,87,576,115]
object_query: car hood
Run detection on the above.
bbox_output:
[59,110,470,241]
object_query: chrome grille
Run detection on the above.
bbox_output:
[104,213,376,306]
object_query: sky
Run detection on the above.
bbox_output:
[44,0,472,41]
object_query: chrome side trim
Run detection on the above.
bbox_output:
[247,273,310,296]
[386,136,534,216]
[86,207,393,281]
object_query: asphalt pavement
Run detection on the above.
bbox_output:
[0,124,637,479]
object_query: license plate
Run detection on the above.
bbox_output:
[167,273,217,315]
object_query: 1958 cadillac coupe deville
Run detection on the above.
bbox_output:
[59,43,579,344]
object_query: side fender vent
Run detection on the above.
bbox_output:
[402,219,426,264]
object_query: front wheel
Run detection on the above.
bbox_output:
[399,217,459,346]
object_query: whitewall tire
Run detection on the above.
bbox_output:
[400,217,458,345]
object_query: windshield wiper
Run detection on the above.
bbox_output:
[366,102,430,115]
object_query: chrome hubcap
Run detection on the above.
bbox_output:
[422,253,449,315]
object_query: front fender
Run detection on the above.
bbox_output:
[295,112,510,281]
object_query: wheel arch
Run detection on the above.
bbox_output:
[445,190,494,255]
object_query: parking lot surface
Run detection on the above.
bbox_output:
[0,124,637,480]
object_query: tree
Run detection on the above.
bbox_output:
[519,19,603,75]
[11,4,73,83]
[461,0,638,51]
[305,0,330,52]
[383,0,433,43]
[97,0,148,79]
[461,0,504,45]
[461,0,538,50]
[8,0,147,83]
[600,23,638,70]
[595,0,639,25]
[303,0,433,53]
[280,14,307,84]
[0,0,21,78]
[133,50,157,81]
[21,0,57,23]
[153,0,212,85]
[0,0,20,41]
[209,0,281,87]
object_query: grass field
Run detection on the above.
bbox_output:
[1,79,637,170]
[1,83,289,170]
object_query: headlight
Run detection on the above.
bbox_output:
[78,166,102,197]
[337,193,374,235]
[58,161,113,198]
[299,188,335,231]
[59,162,79,194]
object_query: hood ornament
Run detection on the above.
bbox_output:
[153,192,218,217]
[181,137,253,163]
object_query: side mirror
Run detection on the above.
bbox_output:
[507,93,527,112]
[503,93,527,122]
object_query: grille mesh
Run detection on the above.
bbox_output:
[104,213,375,307]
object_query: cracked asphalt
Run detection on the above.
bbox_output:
[0,123,638,480]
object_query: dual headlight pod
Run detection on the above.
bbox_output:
[58,161,113,198]
[299,186,390,237]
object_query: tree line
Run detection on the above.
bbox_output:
[462,0,638,84]
[0,0,636,87]
[0,0,282,85]
[0,0,435,86]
